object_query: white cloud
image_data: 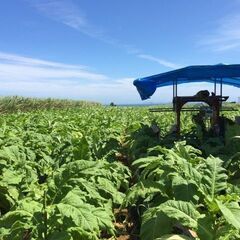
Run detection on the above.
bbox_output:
[29,0,125,46]
[1,51,239,104]
[0,77,139,104]
[30,0,141,54]
[0,52,108,82]
[29,0,102,38]
[1,52,239,104]
[0,52,86,69]
[200,13,240,52]
[28,0,180,68]
[0,52,141,103]
[138,54,182,69]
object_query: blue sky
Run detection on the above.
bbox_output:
[0,0,240,104]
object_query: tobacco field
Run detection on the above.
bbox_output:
[1,105,240,240]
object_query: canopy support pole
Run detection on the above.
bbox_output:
[220,78,223,95]
[173,79,178,98]
[214,78,217,95]
[173,79,175,98]
[220,77,223,109]
[176,78,178,96]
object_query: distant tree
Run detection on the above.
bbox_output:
[110,102,116,106]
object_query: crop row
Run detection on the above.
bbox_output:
[0,106,240,239]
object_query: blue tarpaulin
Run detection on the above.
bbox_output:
[133,64,240,100]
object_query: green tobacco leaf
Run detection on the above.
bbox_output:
[216,200,240,230]
[0,185,16,212]
[1,169,23,185]
[197,215,215,240]
[140,207,174,240]
[0,159,7,170]
[160,200,201,229]
[17,199,42,216]
[216,224,240,240]
[57,203,99,233]
[72,135,91,160]
[96,177,124,204]
[123,180,164,206]
[0,199,42,239]
[92,207,115,235]
[48,231,72,240]
[68,227,98,240]
[173,141,202,162]
[68,179,106,205]
[0,146,26,163]
[57,189,98,230]
[154,234,193,240]
[180,161,202,186]
[59,188,86,206]
[201,156,228,202]
[0,210,32,229]
[104,161,131,190]
[160,200,213,240]
[54,160,101,185]
[132,156,161,169]
[172,175,199,203]
[0,210,34,240]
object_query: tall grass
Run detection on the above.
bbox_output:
[0,96,101,113]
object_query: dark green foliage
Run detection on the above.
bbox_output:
[0,105,240,240]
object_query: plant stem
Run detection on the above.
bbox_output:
[43,190,48,240]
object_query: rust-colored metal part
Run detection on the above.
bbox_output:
[173,95,229,134]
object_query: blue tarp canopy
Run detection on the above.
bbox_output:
[133,64,240,100]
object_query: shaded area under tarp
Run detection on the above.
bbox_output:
[133,64,240,100]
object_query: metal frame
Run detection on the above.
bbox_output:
[172,78,227,134]
[173,78,178,98]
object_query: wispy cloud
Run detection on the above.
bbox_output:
[138,54,182,69]
[29,0,138,52]
[0,52,140,103]
[0,52,108,81]
[29,0,102,38]
[28,0,180,68]
[1,52,239,103]
[0,52,86,69]
[1,76,138,104]
[200,13,240,52]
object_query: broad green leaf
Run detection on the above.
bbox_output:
[201,156,228,202]
[216,224,240,240]
[179,161,202,186]
[141,207,174,240]
[0,185,16,212]
[96,177,124,204]
[217,200,240,230]
[68,227,98,240]
[0,210,32,238]
[1,169,23,185]
[123,180,164,206]
[132,156,162,169]
[48,231,72,240]
[171,175,199,203]
[154,234,193,240]
[57,203,99,233]
[197,215,215,240]
[0,146,26,163]
[92,207,115,235]
[160,200,201,229]
[67,179,106,205]
[173,141,202,162]
[160,200,213,240]
[72,135,91,160]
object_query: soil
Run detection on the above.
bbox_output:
[114,208,139,240]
